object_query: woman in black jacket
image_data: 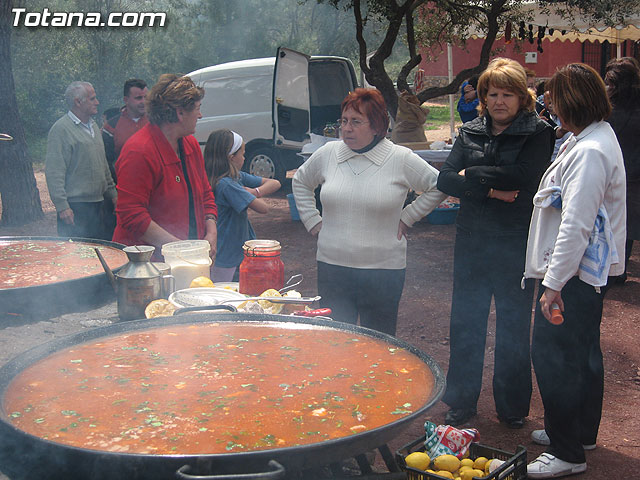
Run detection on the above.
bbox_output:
[604,57,640,283]
[437,58,555,428]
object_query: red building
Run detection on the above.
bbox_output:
[420,36,640,86]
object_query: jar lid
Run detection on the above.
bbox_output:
[243,239,281,253]
[161,240,210,255]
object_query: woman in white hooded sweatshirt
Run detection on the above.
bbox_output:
[524,63,626,479]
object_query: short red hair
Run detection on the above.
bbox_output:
[341,88,389,138]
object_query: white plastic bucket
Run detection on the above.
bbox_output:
[161,240,212,291]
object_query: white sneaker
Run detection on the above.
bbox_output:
[531,429,596,450]
[527,453,587,479]
[532,429,551,446]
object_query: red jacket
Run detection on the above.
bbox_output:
[113,123,216,248]
[102,108,149,181]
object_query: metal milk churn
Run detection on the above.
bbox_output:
[96,245,174,321]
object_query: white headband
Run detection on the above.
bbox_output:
[229,131,243,156]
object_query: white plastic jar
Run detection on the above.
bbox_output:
[161,240,211,291]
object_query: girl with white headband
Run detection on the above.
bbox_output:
[204,129,281,282]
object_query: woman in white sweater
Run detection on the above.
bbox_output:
[292,88,445,335]
[524,64,626,479]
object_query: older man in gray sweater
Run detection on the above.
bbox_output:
[45,81,117,239]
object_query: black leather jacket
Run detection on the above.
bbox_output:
[437,110,554,235]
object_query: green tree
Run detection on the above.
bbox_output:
[318,0,640,117]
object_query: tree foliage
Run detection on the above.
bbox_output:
[317,0,640,117]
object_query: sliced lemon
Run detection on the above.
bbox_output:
[258,288,283,314]
[189,276,214,288]
[144,299,177,318]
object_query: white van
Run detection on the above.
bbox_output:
[188,47,358,182]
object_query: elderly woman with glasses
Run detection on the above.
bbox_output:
[292,88,445,336]
[113,74,217,260]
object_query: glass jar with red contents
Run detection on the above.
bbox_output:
[238,240,284,295]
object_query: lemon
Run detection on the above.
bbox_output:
[460,458,474,468]
[144,299,177,318]
[435,471,454,479]
[472,456,488,471]
[404,451,431,471]
[258,288,283,314]
[189,276,214,288]
[434,454,460,473]
[458,465,472,473]
[460,469,484,480]
[484,459,494,475]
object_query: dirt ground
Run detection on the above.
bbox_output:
[1,138,639,479]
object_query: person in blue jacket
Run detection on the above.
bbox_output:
[457,75,480,123]
[204,129,281,282]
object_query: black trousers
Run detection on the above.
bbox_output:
[442,230,534,419]
[532,277,607,464]
[56,201,107,240]
[316,261,405,336]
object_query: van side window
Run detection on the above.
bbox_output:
[202,74,272,117]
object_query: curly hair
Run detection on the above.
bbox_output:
[340,88,389,138]
[604,57,640,110]
[146,74,204,125]
[477,58,536,116]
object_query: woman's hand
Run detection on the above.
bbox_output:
[488,188,519,203]
[397,220,409,240]
[204,218,217,260]
[540,287,563,322]
[309,221,322,236]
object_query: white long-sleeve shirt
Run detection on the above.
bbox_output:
[525,121,626,290]
[292,138,446,269]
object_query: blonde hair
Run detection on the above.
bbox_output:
[146,74,204,125]
[477,58,535,116]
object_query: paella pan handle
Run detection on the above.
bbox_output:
[175,459,286,479]
[173,304,238,315]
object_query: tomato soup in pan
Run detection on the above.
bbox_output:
[4,322,435,455]
[0,239,126,289]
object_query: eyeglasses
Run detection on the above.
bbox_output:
[337,118,369,128]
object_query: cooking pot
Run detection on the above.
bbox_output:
[0,313,445,480]
[0,236,126,315]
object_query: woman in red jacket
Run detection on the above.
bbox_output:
[113,74,217,260]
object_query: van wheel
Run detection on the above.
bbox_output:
[243,146,285,184]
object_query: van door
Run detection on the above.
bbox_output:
[273,47,310,149]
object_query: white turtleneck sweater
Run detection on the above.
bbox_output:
[292,138,446,269]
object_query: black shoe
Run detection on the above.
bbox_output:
[614,273,627,285]
[444,408,477,426]
[498,415,525,429]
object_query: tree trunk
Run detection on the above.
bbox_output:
[0,1,43,226]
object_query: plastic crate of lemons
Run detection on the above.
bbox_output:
[145,276,306,318]
[397,438,527,480]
